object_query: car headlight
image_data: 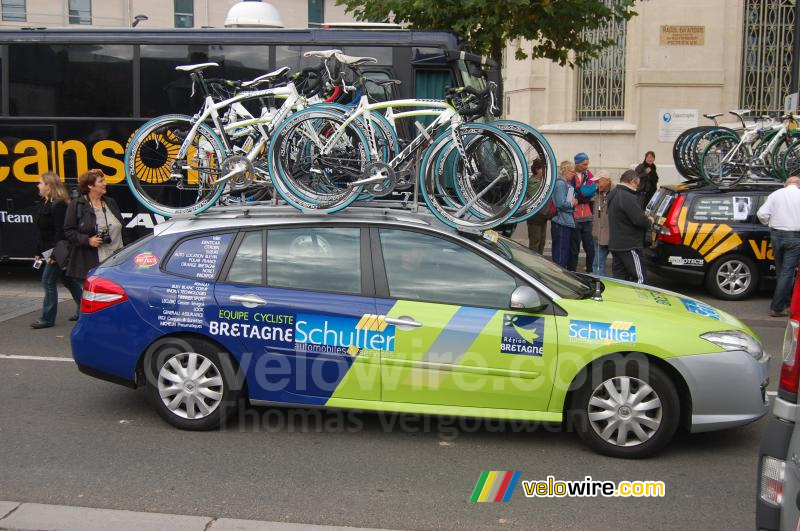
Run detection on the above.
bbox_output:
[701,330,764,361]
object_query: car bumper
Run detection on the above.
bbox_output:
[756,399,798,530]
[666,350,770,432]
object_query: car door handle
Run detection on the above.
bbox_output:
[229,294,267,308]
[385,316,423,329]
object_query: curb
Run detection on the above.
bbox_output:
[0,501,392,531]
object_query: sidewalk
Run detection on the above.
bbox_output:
[0,501,391,531]
[0,266,74,323]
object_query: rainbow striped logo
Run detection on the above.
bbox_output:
[469,471,521,502]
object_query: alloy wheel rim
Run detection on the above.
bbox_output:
[716,260,751,296]
[588,376,662,447]
[157,352,224,420]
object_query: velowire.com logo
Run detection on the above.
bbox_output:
[469,471,521,502]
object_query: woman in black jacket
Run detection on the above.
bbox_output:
[31,172,84,329]
[635,151,658,207]
[63,169,127,283]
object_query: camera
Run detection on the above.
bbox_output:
[96,228,112,245]
[32,258,43,269]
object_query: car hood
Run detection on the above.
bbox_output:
[596,277,750,331]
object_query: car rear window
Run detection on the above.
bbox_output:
[164,232,235,280]
[689,195,754,222]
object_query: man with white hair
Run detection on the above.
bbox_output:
[757,176,800,317]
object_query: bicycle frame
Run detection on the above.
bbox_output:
[175,82,304,185]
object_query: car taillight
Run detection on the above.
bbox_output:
[657,194,685,245]
[759,456,785,507]
[81,275,128,314]
[779,320,800,397]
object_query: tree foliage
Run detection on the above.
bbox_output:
[335,0,638,67]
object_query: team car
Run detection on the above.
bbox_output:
[71,206,770,458]
[645,182,780,300]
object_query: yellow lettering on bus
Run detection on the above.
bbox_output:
[13,139,49,182]
[93,140,125,183]
[0,140,8,182]
[57,140,89,178]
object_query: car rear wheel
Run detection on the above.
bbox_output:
[570,358,680,458]
[705,253,759,300]
[144,337,242,430]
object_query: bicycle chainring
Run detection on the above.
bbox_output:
[362,161,396,197]
[221,155,256,192]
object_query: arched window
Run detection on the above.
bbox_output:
[740,0,795,115]
[576,0,627,120]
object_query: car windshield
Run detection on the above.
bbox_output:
[474,233,594,299]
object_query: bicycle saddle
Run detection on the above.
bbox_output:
[729,109,751,118]
[175,62,219,73]
[303,49,343,59]
[703,113,723,119]
[371,79,402,87]
[241,66,290,88]
[334,52,378,66]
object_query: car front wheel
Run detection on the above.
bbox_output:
[570,359,680,458]
[144,337,242,430]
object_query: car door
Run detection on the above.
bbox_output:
[213,226,382,406]
[372,227,558,412]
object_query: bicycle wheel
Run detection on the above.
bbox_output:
[490,120,556,223]
[420,123,527,230]
[780,138,800,180]
[699,135,750,186]
[125,114,226,216]
[267,107,371,212]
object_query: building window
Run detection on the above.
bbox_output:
[308,0,324,27]
[175,0,193,28]
[2,0,25,21]
[576,0,627,120]
[68,0,91,25]
[740,0,795,115]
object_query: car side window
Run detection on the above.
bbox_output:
[379,229,516,308]
[225,231,264,285]
[689,194,755,223]
[164,233,234,280]
[267,227,361,294]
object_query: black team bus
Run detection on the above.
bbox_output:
[0,27,489,260]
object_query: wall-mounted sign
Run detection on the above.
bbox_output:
[658,109,699,142]
[660,25,705,46]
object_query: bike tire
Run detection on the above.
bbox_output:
[125,114,227,217]
[267,107,371,212]
[419,123,528,230]
[698,134,750,186]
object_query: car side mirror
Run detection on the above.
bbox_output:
[510,285,547,312]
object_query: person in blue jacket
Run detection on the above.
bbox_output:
[551,160,577,269]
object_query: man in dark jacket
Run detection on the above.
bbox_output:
[607,169,651,283]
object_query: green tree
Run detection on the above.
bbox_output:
[335,0,638,68]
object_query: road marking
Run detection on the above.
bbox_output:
[0,354,73,362]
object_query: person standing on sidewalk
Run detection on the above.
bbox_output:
[635,151,659,207]
[757,176,800,317]
[526,158,549,254]
[591,175,614,276]
[607,170,650,283]
[30,172,83,329]
[551,161,577,269]
[568,152,597,272]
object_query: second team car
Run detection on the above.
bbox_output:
[645,182,779,300]
[71,206,769,458]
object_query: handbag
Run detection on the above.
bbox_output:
[52,239,71,270]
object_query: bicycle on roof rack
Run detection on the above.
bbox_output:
[267,50,537,230]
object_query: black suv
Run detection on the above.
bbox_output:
[644,182,779,300]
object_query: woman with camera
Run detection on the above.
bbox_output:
[30,172,83,329]
[63,169,126,288]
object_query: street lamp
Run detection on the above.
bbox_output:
[132,14,149,27]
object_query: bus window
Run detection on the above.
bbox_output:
[140,44,209,117]
[9,44,133,117]
[208,45,271,84]
[341,46,392,65]
[362,71,395,102]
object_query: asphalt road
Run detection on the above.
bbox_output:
[0,264,789,530]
